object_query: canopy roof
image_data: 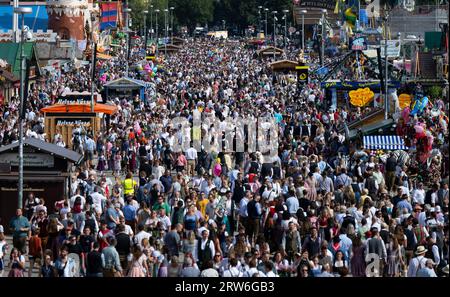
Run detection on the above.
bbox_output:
[257,46,284,56]
[0,42,40,77]
[103,77,147,89]
[0,137,82,164]
[270,60,299,71]
[157,44,182,52]
[40,103,118,115]
[170,37,185,44]
[363,135,408,150]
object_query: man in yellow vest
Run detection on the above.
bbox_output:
[122,172,137,197]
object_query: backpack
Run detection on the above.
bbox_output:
[249,161,260,174]
[73,196,82,214]
[414,226,427,245]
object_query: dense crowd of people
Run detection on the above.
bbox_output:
[0,34,448,278]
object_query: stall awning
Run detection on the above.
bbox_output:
[363,135,408,150]
[97,53,113,60]
[269,59,299,71]
[40,103,118,115]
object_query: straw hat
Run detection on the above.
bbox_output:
[415,245,428,255]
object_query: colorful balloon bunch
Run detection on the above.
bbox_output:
[410,95,429,116]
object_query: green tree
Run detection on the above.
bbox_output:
[171,0,214,30]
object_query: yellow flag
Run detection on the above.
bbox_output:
[334,0,339,14]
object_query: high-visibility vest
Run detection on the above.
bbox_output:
[123,179,135,195]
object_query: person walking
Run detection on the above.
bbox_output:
[102,237,123,277]
[407,245,431,277]
[9,209,30,256]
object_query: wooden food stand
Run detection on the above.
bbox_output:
[40,94,117,147]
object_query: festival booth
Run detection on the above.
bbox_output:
[0,138,82,233]
[170,37,185,45]
[256,46,284,58]
[270,60,299,72]
[157,44,181,54]
[103,77,147,101]
[363,135,409,151]
[40,93,118,147]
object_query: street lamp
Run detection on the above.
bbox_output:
[272,11,277,60]
[155,9,160,55]
[222,20,226,30]
[283,9,289,50]
[124,7,132,76]
[13,6,32,210]
[170,6,174,41]
[258,6,262,34]
[143,10,148,50]
[264,8,269,39]
[164,9,168,55]
[90,14,97,113]
[320,9,327,66]
[150,4,154,41]
[300,9,307,50]
[383,11,390,120]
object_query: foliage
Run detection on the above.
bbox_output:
[427,85,442,99]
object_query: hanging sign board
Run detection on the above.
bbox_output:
[295,65,309,83]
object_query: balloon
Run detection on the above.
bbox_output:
[345,8,357,28]
[410,96,429,116]
[401,106,411,123]
[151,72,156,77]
[153,67,157,73]
[144,64,151,71]
[414,125,424,135]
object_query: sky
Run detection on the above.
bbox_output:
[0,5,48,31]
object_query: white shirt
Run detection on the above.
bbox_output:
[412,189,425,205]
[223,267,243,277]
[243,267,264,277]
[407,256,429,277]
[124,224,134,237]
[201,268,219,277]
[194,239,215,262]
[185,147,198,160]
[239,197,249,217]
[90,192,106,214]
[418,212,427,227]
[264,270,279,277]
[158,215,171,231]
[134,231,151,248]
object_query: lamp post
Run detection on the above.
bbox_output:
[90,14,96,113]
[272,11,277,60]
[258,6,262,34]
[301,9,307,50]
[383,12,390,120]
[222,20,226,30]
[150,4,153,41]
[143,10,148,50]
[170,6,174,41]
[264,8,268,39]
[155,9,159,55]
[14,6,32,210]
[164,9,168,55]
[321,9,327,66]
[124,7,132,76]
[283,9,288,50]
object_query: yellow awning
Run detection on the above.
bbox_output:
[97,53,113,60]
